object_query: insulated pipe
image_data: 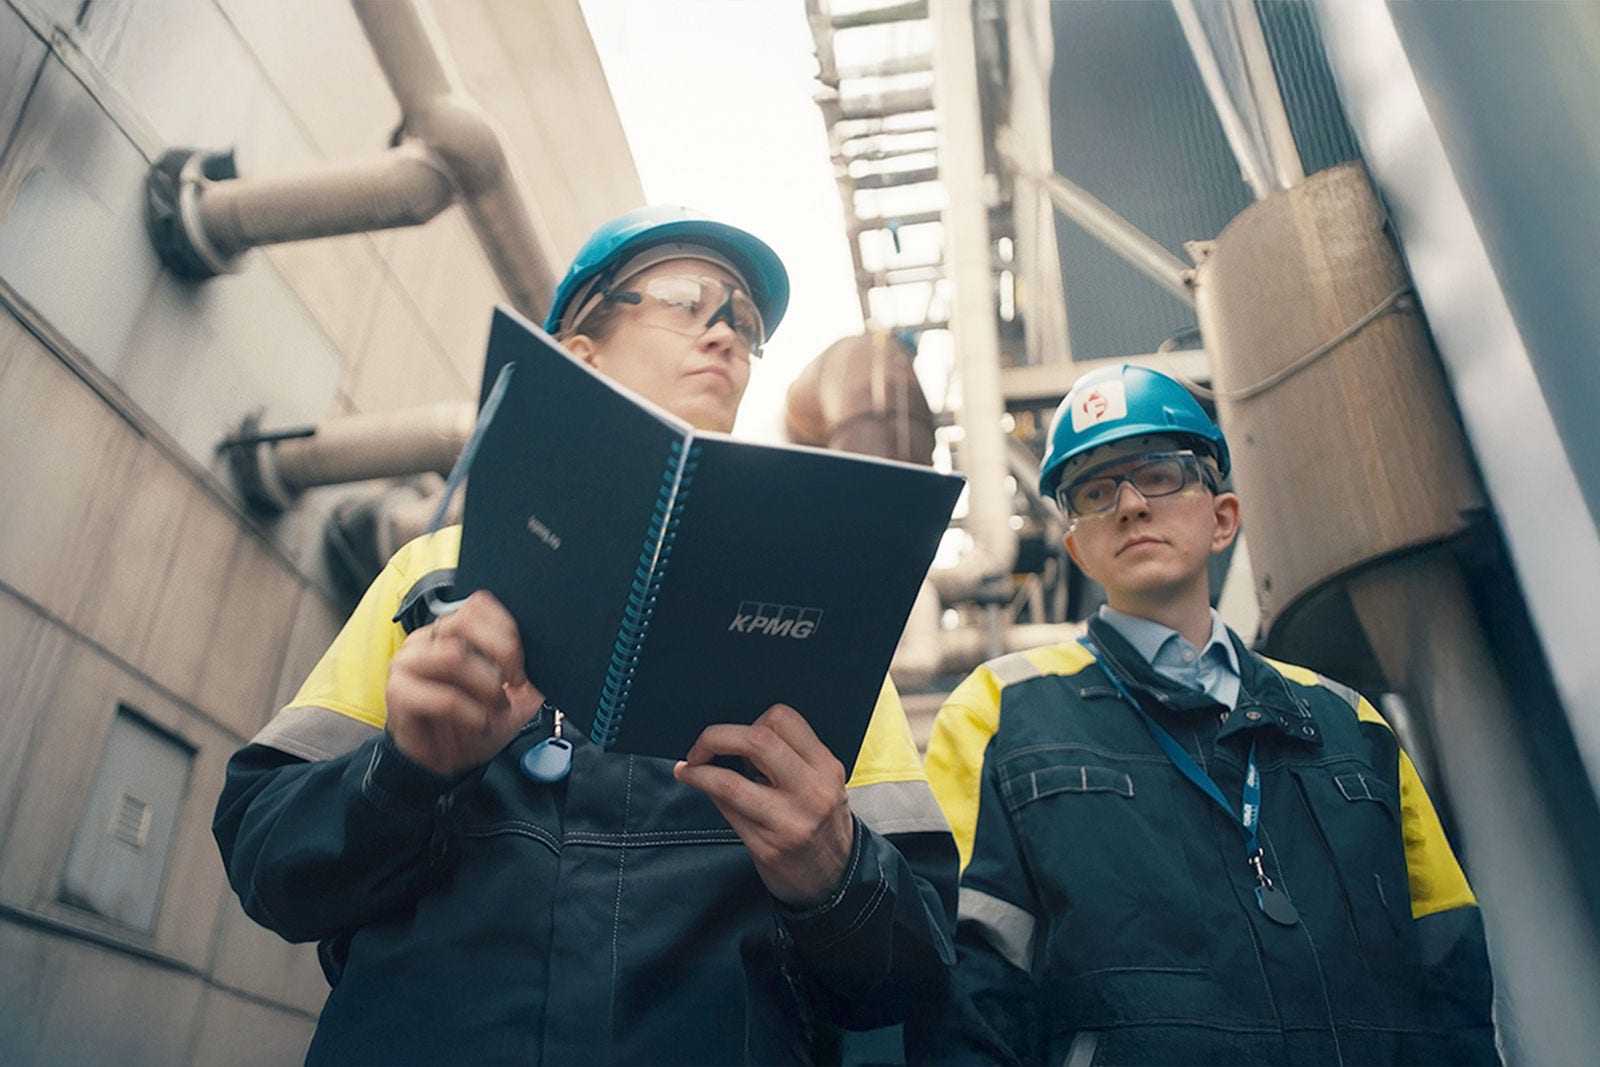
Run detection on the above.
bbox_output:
[784,332,936,465]
[231,401,475,513]
[350,0,558,319]
[195,144,455,261]
[930,0,1019,613]
[1348,554,1600,1064]
[145,0,558,323]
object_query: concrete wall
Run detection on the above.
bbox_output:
[0,0,641,1062]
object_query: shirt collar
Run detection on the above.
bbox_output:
[1097,605,1238,673]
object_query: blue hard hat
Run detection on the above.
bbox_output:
[1039,364,1230,497]
[544,205,790,340]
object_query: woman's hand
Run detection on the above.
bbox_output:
[385,591,544,777]
[674,703,856,908]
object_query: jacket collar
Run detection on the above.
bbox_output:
[1084,616,1321,748]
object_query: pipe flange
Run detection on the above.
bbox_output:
[145,147,245,278]
[219,411,307,514]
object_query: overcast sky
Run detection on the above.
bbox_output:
[579,0,867,440]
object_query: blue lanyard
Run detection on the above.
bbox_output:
[1078,636,1298,925]
[1079,637,1259,853]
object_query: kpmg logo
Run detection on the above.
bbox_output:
[728,602,822,640]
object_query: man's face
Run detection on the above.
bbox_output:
[565,258,754,433]
[1061,438,1240,609]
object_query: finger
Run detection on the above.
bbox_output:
[682,721,810,790]
[442,591,529,687]
[397,628,510,712]
[674,758,783,831]
[389,674,501,735]
[750,704,836,771]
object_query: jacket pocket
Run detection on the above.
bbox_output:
[996,752,1214,978]
[1289,762,1417,977]
[1003,763,1134,806]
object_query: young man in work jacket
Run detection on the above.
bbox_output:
[213,206,957,1065]
[916,364,1497,1065]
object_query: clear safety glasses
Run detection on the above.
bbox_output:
[1056,450,1218,522]
[587,274,766,359]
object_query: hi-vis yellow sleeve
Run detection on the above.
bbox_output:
[924,643,1095,871]
[847,675,928,787]
[284,526,463,730]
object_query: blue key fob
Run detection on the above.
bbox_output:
[521,736,573,783]
[1255,882,1300,926]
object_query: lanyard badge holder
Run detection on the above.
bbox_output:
[1080,637,1299,927]
[422,363,573,784]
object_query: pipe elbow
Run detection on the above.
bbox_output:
[407,96,510,196]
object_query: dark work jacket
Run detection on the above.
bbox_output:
[216,725,956,1066]
[213,527,958,1065]
[918,616,1498,1066]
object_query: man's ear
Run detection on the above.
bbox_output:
[565,334,600,368]
[1211,491,1242,555]
[1064,531,1085,571]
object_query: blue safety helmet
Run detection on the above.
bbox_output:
[544,205,790,341]
[1039,364,1230,498]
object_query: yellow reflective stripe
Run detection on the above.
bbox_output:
[926,642,1096,871]
[1398,748,1477,916]
[847,676,929,787]
[283,526,463,731]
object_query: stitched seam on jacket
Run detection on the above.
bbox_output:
[809,855,890,952]
[997,742,1171,767]
[564,830,744,846]
[460,824,560,852]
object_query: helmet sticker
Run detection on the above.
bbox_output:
[1071,381,1127,431]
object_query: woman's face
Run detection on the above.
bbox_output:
[564,258,755,432]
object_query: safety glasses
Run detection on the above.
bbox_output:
[586,274,766,359]
[1056,450,1218,521]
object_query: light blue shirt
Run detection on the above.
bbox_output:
[1097,605,1242,710]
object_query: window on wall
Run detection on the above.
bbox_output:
[58,706,193,932]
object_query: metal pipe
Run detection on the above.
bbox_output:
[196,144,454,258]
[1230,0,1303,190]
[350,0,559,320]
[145,0,559,324]
[270,401,474,489]
[232,401,475,513]
[1170,0,1273,199]
[998,131,1196,305]
[930,0,1019,605]
[1349,554,1600,1065]
[1004,0,1071,367]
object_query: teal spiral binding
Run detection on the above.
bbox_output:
[590,438,700,749]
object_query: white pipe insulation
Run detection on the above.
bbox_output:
[150,0,559,324]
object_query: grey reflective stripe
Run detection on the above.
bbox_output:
[959,886,1036,973]
[988,651,1044,687]
[1062,1030,1100,1067]
[252,704,380,761]
[1315,673,1361,714]
[847,777,953,836]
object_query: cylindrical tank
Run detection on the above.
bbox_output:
[1191,161,1484,637]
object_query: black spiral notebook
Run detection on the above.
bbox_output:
[452,307,964,771]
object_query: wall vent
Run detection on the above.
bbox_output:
[59,707,193,931]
